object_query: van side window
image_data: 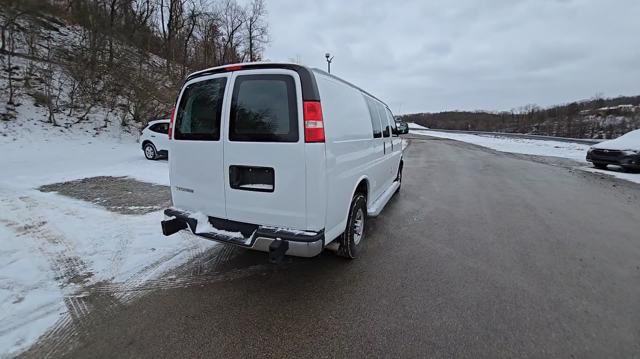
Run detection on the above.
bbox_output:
[174,77,227,141]
[378,104,391,138]
[230,74,298,142]
[365,97,383,138]
[386,109,398,136]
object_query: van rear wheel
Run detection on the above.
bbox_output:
[337,193,367,259]
[396,162,403,192]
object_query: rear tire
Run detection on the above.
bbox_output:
[593,162,607,170]
[337,193,367,259]
[144,143,157,160]
[396,162,403,192]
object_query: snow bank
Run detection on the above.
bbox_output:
[0,10,194,356]
[412,130,640,185]
[0,132,215,356]
[412,129,590,162]
[407,122,429,130]
[0,225,66,355]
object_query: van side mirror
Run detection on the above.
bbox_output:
[396,121,409,135]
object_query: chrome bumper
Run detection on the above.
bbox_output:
[161,208,324,258]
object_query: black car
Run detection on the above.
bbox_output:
[586,129,640,172]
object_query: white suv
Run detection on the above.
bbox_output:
[140,119,170,160]
[161,63,407,261]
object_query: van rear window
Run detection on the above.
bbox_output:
[229,75,298,142]
[174,77,227,141]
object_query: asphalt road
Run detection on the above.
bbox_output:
[26,137,640,358]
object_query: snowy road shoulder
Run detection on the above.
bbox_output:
[0,135,216,356]
[410,128,640,185]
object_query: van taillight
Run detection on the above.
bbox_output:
[225,65,243,71]
[304,101,324,143]
[168,107,176,140]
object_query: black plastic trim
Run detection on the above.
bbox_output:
[185,63,321,102]
[229,165,275,193]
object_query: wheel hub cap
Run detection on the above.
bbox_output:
[353,208,364,245]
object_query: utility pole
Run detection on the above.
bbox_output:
[325,53,334,73]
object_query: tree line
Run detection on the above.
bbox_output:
[1,0,268,126]
[399,95,640,139]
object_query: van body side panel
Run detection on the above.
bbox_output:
[314,73,376,243]
[304,144,327,232]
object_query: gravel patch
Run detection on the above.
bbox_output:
[39,176,171,215]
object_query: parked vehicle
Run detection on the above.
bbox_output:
[586,129,640,172]
[395,120,409,134]
[140,119,170,160]
[161,63,404,261]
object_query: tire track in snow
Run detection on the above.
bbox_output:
[1,190,136,356]
[109,248,193,303]
[2,186,255,357]
[2,193,105,356]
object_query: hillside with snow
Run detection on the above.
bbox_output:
[0,8,190,356]
[0,8,171,144]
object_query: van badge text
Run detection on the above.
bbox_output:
[175,186,195,193]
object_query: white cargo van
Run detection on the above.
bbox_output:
[161,63,407,261]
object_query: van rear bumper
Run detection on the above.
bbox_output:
[161,208,324,258]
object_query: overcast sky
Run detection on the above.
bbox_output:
[264,0,640,114]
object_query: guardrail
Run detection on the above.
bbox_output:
[408,128,603,145]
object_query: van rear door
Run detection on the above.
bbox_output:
[223,69,307,229]
[170,73,229,218]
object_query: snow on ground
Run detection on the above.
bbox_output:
[411,128,591,162]
[408,122,429,130]
[0,127,215,356]
[411,128,640,185]
[582,167,640,183]
[0,11,203,355]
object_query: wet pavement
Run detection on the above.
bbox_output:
[25,137,640,358]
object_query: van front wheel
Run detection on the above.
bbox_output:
[337,193,367,259]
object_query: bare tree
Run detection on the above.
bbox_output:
[2,0,270,128]
[196,12,222,67]
[1,1,30,107]
[180,0,200,78]
[219,0,244,63]
[5,23,16,106]
[243,0,267,62]
[39,38,66,126]
[159,0,186,74]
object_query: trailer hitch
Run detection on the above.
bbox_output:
[268,239,289,264]
[161,217,188,236]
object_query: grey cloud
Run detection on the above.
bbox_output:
[265,0,640,113]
